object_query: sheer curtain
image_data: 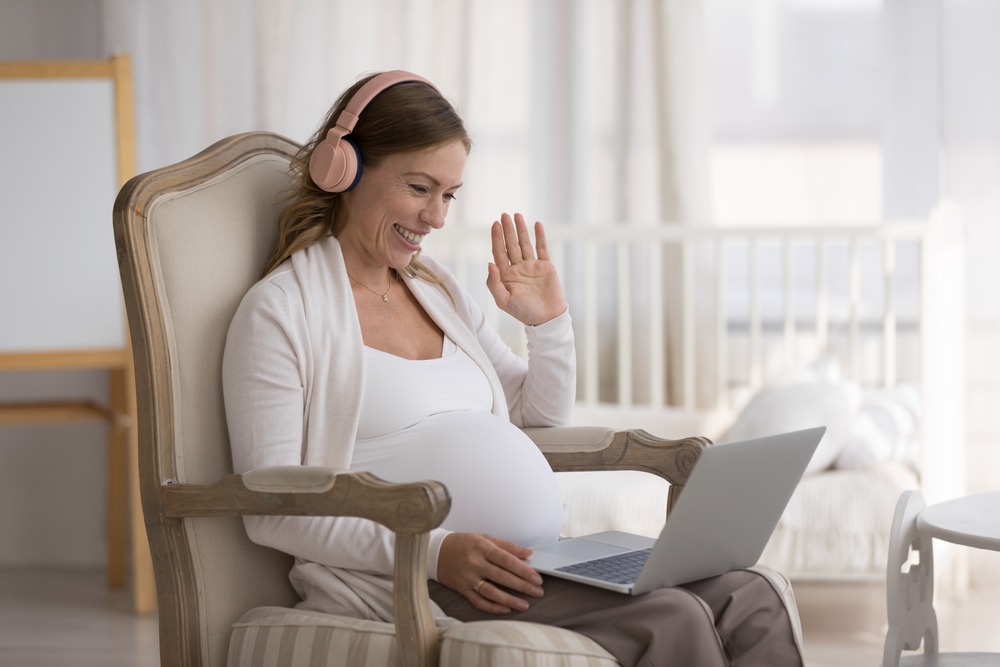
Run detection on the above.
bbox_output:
[101,0,711,406]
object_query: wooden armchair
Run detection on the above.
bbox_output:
[113,131,712,667]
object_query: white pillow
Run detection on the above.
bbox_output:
[835,384,921,470]
[721,381,861,474]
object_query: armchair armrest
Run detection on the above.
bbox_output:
[161,467,449,533]
[522,426,713,515]
[160,467,449,667]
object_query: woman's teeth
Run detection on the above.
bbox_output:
[395,225,424,245]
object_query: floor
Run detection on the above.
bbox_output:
[2,568,999,666]
[0,568,158,667]
[795,581,1000,666]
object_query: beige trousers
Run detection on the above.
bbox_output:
[429,569,803,667]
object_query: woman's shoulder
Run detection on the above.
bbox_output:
[234,260,305,320]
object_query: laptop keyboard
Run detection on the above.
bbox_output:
[555,547,653,585]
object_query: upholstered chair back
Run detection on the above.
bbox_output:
[115,133,303,666]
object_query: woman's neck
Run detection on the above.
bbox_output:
[338,237,395,290]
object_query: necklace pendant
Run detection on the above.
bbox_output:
[382,295,389,302]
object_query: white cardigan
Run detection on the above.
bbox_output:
[222,234,576,622]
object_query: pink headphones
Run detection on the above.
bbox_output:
[309,70,439,193]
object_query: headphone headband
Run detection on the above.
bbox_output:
[309,70,440,192]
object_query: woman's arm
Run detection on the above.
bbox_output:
[475,307,575,428]
[469,213,577,427]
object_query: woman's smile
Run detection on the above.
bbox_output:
[393,224,425,249]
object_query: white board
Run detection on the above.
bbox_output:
[0,78,124,352]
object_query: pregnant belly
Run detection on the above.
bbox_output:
[350,411,563,547]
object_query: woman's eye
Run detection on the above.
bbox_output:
[409,184,428,194]
[445,193,457,201]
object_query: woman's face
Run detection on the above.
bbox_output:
[337,140,466,270]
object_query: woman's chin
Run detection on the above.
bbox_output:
[388,253,416,271]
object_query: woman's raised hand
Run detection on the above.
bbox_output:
[487,213,567,326]
[437,533,544,614]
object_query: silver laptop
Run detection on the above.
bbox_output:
[525,427,825,595]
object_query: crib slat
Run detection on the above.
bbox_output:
[714,237,727,410]
[617,241,632,406]
[783,237,796,369]
[550,241,566,294]
[884,237,897,387]
[584,241,599,404]
[816,238,828,353]
[749,237,761,391]
[849,237,861,381]
[649,242,665,408]
[683,241,696,409]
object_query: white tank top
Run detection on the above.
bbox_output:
[352,338,563,547]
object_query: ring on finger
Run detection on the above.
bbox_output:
[473,579,487,595]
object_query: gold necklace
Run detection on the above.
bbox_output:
[347,270,394,302]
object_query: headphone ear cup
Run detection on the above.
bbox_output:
[339,137,363,192]
[309,136,362,193]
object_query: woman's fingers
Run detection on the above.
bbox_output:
[478,539,543,601]
[490,220,509,267]
[534,221,550,261]
[470,580,528,613]
[485,537,541,584]
[481,558,543,598]
[500,213,523,263]
[492,213,545,267]
[437,533,544,615]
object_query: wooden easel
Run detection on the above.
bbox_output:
[0,56,155,614]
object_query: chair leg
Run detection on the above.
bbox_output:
[107,368,129,588]
[123,360,157,614]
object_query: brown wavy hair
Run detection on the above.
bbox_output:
[262,73,472,296]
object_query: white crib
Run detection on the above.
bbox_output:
[424,202,965,583]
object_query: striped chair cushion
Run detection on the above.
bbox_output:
[228,607,619,667]
[441,621,619,667]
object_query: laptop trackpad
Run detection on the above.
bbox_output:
[527,540,626,571]
[528,532,657,570]
[535,538,631,561]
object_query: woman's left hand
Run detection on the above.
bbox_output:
[487,213,567,326]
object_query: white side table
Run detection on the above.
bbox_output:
[882,490,1000,667]
[917,492,1000,552]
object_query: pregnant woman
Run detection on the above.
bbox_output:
[223,70,803,667]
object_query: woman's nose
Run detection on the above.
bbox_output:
[421,199,447,228]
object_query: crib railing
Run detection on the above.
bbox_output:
[425,202,964,503]
[426,218,931,410]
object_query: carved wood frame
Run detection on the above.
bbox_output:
[113,131,712,667]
